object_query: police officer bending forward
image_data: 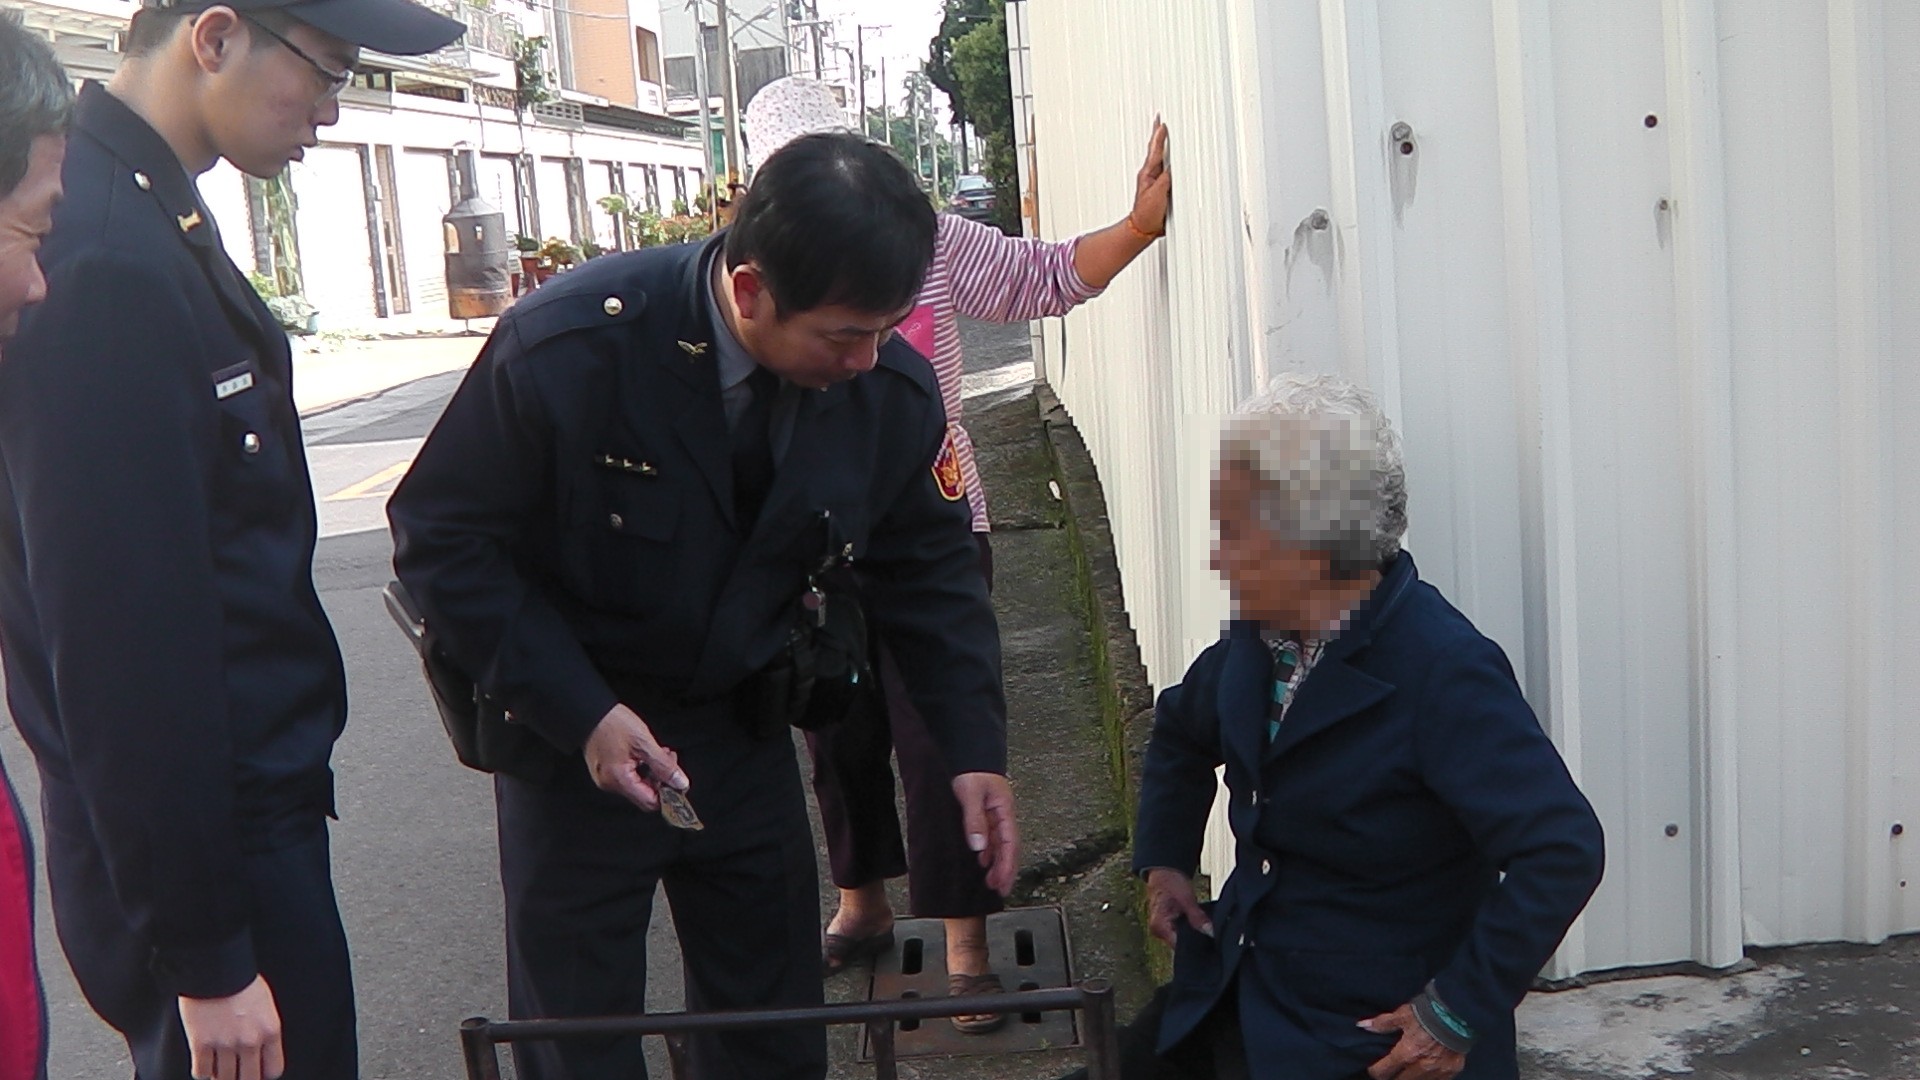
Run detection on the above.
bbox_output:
[388,133,1019,1080]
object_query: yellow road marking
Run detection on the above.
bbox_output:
[324,460,412,502]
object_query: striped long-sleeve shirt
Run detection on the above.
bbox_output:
[897,214,1106,532]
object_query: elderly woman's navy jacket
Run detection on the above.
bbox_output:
[1133,552,1604,1079]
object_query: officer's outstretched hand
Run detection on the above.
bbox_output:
[178,975,284,1080]
[585,703,689,812]
[952,772,1020,895]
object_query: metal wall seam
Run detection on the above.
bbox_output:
[1489,0,1591,981]
[1828,0,1898,947]
[1658,0,1746,972]
[1319,0,1408,420]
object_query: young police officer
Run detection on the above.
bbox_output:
[0,1,461,1078]
[388,133,1019,1080]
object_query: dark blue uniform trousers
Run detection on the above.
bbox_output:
[40,782,355,1080]
[496,705,826,1080]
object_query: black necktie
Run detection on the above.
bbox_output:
[731,366,779,526]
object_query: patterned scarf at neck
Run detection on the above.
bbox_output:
[1263,636,1324,743]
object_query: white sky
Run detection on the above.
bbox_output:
[818,0,952,125]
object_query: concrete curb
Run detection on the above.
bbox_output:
[1030,382,1164,975]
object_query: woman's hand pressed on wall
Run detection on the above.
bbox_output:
[1130,116,1172,237]
[1072,118,1174,289]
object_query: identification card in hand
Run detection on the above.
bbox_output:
[658,782,704,831]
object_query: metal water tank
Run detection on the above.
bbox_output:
[444,153,511,319]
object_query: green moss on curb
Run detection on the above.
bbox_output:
[1033,387,1173,983]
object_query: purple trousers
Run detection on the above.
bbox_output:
[805,533,1003,919]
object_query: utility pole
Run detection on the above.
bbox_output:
[808,0,824,78]
[879,56,889,151]
[855,25,867,138]
[910,71,928,188]
[695,21,718,212]
[855,23,887,140]
[689,5,718,217]
[921,78,936,195]
[716,0,742,183]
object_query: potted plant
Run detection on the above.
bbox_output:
[535,237,581,283]
[625,207,665,248]
[596,193,633,249]
[580,238,605,261]
[248,270,319,334]
[513,233,541,292]
[659,212,713,247]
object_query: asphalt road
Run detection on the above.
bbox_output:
[4,324,1041,1079]
[2,363,548,1079]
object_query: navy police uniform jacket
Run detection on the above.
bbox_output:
[0,85,347,999]
[1134,553,1604,1079]
[387,237,1007,775]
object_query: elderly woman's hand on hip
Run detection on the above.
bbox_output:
[1144,868,1213,947]
[1359,1003,1467,1080]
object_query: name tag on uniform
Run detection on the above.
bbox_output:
[212,362,256,400]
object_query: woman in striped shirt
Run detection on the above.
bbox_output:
[744,76,1172,1032]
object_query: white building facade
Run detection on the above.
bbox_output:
[21,0,706,331]
[1014,0,1918,979]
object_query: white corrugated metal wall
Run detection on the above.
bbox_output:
[1022,0,1918,977]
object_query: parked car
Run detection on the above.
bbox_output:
[949,174,997,224]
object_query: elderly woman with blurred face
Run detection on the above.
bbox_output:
[1115,374,1605,1080]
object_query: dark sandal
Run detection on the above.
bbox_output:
[948,972,1007,1034]
[821,926,895,977]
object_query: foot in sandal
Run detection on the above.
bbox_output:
[946,916,1005,1033]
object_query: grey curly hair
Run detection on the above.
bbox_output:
[0,12,72,199]
[1218,373,1409,577]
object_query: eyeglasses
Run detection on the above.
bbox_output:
[244,16,355,99]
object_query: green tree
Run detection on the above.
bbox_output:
[949,7,1019,232]
[865,107,959,201]
[926,0,995,139]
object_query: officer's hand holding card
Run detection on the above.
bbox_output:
[583,702,690,814]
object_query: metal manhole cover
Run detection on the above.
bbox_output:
[859,906,1079,1059]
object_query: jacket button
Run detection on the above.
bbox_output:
[241,432,261,455]
[608,512,624,530]
[1261,859,1272,875]
[133,171,152,191]
[1248,790,1259,807]
[603,296,624,317]
[1237,933,1247,947]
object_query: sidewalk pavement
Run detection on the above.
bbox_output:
[291,329,487,416]
[816,317,1156,1079]
[1520,939,1920,1079]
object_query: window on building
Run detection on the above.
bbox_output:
[665,57,696,97]
[669,166,687,212]
[635,27,662,86]
[637,165,660,212]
